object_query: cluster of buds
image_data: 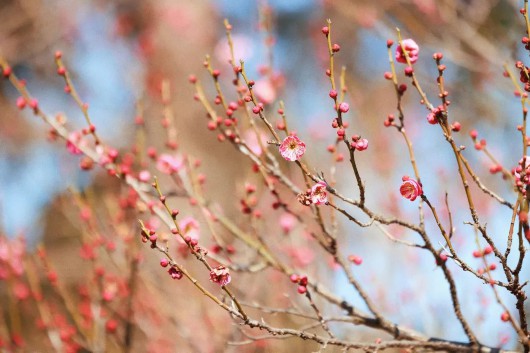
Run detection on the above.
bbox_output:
[512,156,530,195]
[383,114,395,127]
[516,61,530,92]
[290,274,308,294]
[468,129,487,151]
[426,105,446,125]
[141,228,158,249]
[472,245,493,259]
[331,118,349,130]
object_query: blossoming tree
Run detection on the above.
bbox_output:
[0,1,530,352]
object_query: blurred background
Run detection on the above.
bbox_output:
[0,0,528,351]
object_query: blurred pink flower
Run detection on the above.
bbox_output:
[214,34,254,63]
[13,282,30,300]
[66,131,85,155]
[287,246,315,267]
[138,170,151,182]
[279,135,306,161]
[209,265,231,286]
[159,5,191,32]
[254,79,276,104]
[279,213,297,234]
[178,216,200,240]
[144,217,160,232]
[243,130,267,156]
[310,181,328,205]
[396,39,419,64]
[400,176,423,201]
[156,154,183,174]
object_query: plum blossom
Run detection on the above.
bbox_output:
[279,135,306,161]
[354,138,369,151]
[310,181,328,205]
[396,39,419,64]
[156,154,183,174]
[168,267,183,280]
[400,176,423,201]
[209,265,231,286]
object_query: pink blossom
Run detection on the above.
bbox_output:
[514,156,530,184]
[168,267,183,280]
[178,216,200,240]
[66,131,84,155]
[156,154,183,174]
[400,176,423,201]
[279,213,297,234]
[254,79,276,104]
[138,170,151,183]
[13,282,30,300]
[243,130,267,156]
[95,146,112,166]
[102,282,118,302]
[209,265,231,286]
[354,138,369,151]
[214,34,254,64]
[144,217,160,232]
[396,39,419,64]
[287,247,315,267]
[279,135,306,161]
[310,181,328,205]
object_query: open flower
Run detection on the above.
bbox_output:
[400,176,423,201]
[310,181,328,205]
[209,265,231,286]
[396,39,419,64]
[279,135,306,161]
